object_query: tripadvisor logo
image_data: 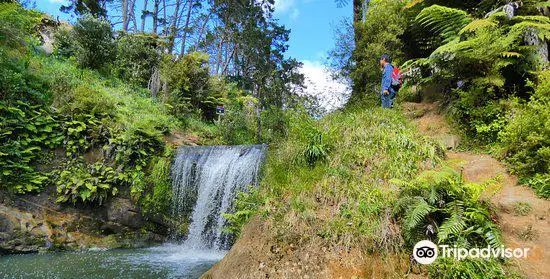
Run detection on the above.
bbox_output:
[413,240,530,265]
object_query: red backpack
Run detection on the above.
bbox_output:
[391,66,403,91]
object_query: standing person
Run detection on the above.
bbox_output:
[380,54,396,108]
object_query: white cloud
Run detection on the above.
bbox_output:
[274,0,296,13]
[289,8,300,21]
[299,60,350,112]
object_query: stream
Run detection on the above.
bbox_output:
[0,245,224,278]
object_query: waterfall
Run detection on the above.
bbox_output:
[171,145,266,251]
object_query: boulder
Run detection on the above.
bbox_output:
[106,198,144,229]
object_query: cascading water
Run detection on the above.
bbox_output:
[171,144,267,251]
[0,145,267,279]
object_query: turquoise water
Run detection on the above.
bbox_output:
[0,244,225,279]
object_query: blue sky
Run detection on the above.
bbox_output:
[36,0,351,62]
[36,0,351,109]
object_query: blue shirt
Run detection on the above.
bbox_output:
[381,63,394,94]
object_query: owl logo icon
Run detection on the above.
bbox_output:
[413,240,438,264]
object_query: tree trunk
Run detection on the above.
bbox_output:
[121,0,129,32]
[256,83,262,144]
[128,0,137,32]
[153,0,160,35]
[162,0,168,35]
[141,0,148,33]
[168,0,182,53]
[353,0,363,43]
[180,0,194,55]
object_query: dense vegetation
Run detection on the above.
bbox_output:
[335,0,549,198]
[0,0,307,223]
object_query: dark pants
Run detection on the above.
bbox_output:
[381,88,396,108]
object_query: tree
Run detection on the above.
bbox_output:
[72,15,116,70]
[61,0,113,17]
[349,0,406,104]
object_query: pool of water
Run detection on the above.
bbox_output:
[0,244,225,279]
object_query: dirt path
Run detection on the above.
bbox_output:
[403,102,550,279]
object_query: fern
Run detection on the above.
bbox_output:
[395,168,504,249]
[459,19,497,35]
[405,197,434,231]
[438,202,466,243]
[415,5,473,43]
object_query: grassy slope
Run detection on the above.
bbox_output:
[260,107,443,249]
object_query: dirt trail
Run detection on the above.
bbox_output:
[403,102,550,279]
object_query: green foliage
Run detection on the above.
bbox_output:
[394,168,502,248]
[62,113,105,157]
[55,161,120,205]
[302,130,331,167]
[222,188,261,237]
[428,257,516,279]
[72,15,115,70]
[0,101,63,193]
[523,174,550,198]
[256,108,442,250]
[161,52,220,118]
[0,47,50,103]
[115,34,160,87]
[406,4,550,143]
[415,5,473,44]
[53,26,75,58]
[500,71,550,198]
[350,0,407,104]
[109,128,165,172]
[0,3,42,48]
[141,155,173,216]
[216,95,258,145]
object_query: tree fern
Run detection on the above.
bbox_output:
[415,5,473,43]
[459,19,497,35]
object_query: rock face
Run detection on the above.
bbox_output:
[202,218,417,279]
[0,192,167,255]
[0,204,53,254]
[106,198,144,229]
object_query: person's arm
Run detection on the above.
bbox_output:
[381,65,392,94]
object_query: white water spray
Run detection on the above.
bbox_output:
[171,145,266,251]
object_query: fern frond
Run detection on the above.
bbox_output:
[535,1,550,9]
[438,202,466,243]
[459,19,497,35]
[416,5,473,43]
[405,197,434,230]
[501,51,522,58]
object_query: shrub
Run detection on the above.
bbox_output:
[350,0,407,105]
[0,47,50,103]
[449,89,509,144]
[217,95,258,145]
[141,154,173,216]
[0,101,63,193]
[222,188,261,238]
[55,162,120,205]
[72,15,115,70]
[428,257,516,279]
[115,34,160,87]
[161,52,219,118]
[394,168,502,248]
[53,25,75,57]
[59,84,116,116]
[500,70,550,197]
[302,130,331,167]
